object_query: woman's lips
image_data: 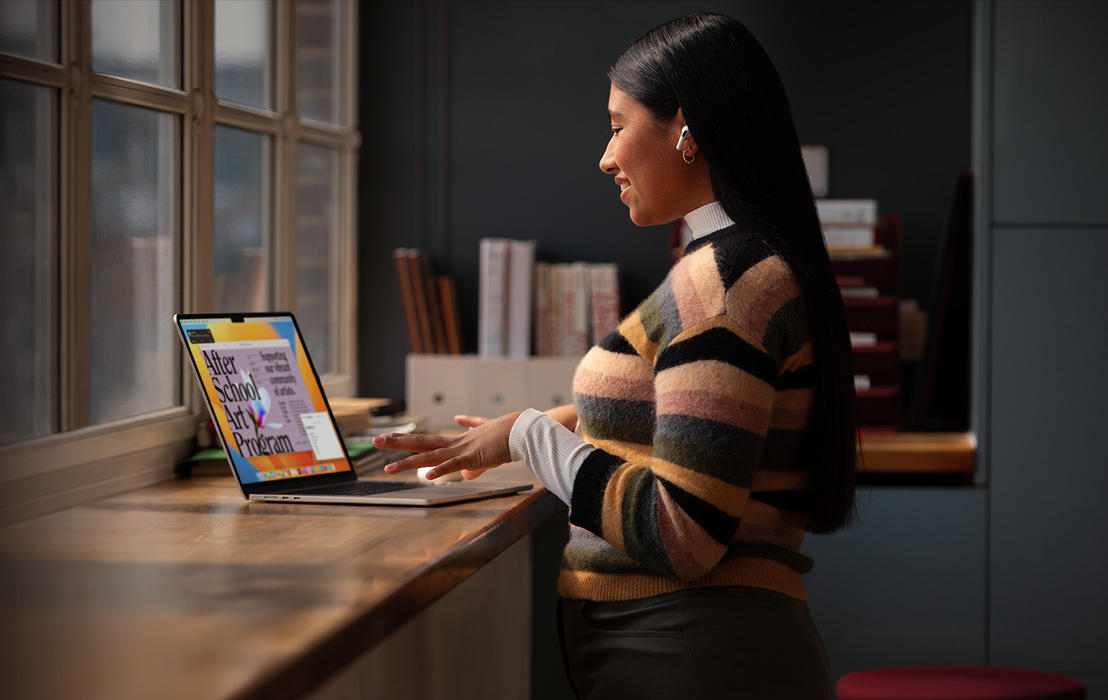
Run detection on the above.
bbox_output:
[619,184,630,202]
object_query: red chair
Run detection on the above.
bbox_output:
[836,666,1086,700]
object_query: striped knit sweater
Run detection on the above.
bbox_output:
[562,225,816,603]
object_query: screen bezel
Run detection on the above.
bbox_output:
[174,311,357,497]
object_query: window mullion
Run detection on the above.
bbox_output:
[338,145,356,384]
[183,0,215,419]
[60,0,92,431]
[273,0,298,313]
[340,0,358,383]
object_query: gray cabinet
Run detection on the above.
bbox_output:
[983,0,1108,690]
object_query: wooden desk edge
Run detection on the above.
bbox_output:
[858,432,976,474]
[235,487,564,700]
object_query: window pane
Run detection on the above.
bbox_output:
[90,100,180,424]
[215,0,273,110]
[296,143,340,374]
[0,80,57,445]
[296,0,347,124]
[91,0,179,88]
[214,125,270,312]
[0,0,58,62]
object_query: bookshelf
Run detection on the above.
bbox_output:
[828,212,906,429]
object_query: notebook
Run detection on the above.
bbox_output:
[173,312,532,505]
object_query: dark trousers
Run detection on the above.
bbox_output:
[560,586,831,700]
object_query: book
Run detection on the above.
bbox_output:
[393,248,423,353]
[562,262,590,356]
[589,263,620,344]
[417,251,448,354]
[437,275,462,354]
[822,225,876,249]
[506,240,535,357]
[405,249,436,354]
[818,199,878,249]
[533,262,552,356]
[478,238,509,356]
[816,199,878,224]
[850,331,878,347]
[549,263,564,356]
[329,397,392,436]
[839,286,880,299]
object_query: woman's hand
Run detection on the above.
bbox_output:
[372,410,523,481]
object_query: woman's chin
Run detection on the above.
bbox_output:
[627,208,656,227]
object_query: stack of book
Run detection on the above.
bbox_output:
[393,248,463,355]
[532,261,620,357]
[818,199,904,429]
[479,238,620,358]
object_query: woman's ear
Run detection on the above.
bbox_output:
[672,110,697,155]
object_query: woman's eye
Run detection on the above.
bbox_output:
[609,127,621,136]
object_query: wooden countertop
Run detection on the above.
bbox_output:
[0,463,559,700]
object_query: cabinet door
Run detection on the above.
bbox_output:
[526,357,580,411]
[406,355,476,429]
[470,358,530,419]
[989,229,1108,669]
[992,1,1108,224]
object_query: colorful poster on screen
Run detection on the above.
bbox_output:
[195,339,315,458]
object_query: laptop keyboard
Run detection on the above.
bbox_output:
[303,480,417,497]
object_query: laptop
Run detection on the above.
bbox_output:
[173,312,532,506]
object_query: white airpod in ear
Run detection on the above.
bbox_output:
[675,125,690,150]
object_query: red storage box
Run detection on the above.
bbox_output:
[844,296,899,342]
[855,385,903,427]
[852,341,901,386]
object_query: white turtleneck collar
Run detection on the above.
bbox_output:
[682,201,735,240]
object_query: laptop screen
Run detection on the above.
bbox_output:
[175,313,354,486]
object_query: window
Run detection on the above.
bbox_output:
[0,0,358,520]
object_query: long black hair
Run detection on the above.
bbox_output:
[609,12,857,533]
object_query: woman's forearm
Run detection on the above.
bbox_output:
[544,403,578,432]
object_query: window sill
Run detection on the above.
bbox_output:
[0,409,196,525]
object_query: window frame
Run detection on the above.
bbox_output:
[0,0,359,523]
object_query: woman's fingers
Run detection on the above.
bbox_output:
[382,448,453,474]
[461,465,497,480]
[454,414,490,428]
[372,432,452,452]
[421,456,469,480]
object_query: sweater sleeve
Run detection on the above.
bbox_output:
[508,408,594,505]
[568,314,778,582]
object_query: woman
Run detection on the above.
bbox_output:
[375,12,856,699]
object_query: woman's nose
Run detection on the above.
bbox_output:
[599,139,617,174]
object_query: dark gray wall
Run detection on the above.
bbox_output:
[358,0,972,400]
